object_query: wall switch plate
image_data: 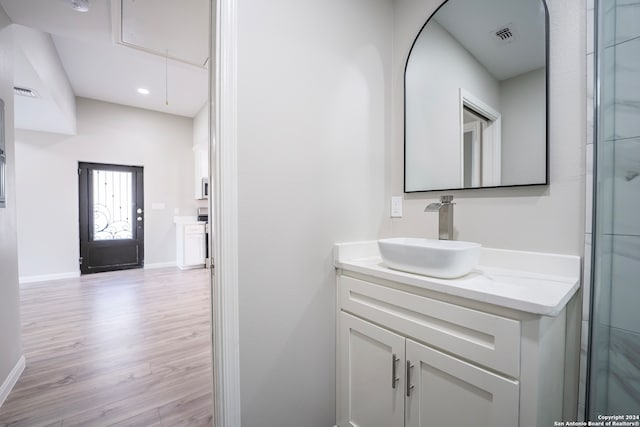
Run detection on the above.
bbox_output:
[391,196,403,218]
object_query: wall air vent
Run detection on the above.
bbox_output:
[13,86,38,98]
[68,0,89,13]
[492,24,518,44]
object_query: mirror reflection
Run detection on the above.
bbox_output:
[404,0,548,192]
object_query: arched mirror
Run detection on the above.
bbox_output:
[404,0,548,192]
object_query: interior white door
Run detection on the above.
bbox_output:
[405,338,519,427]
[338,312,405,427]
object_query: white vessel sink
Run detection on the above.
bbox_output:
[378,237,481,279]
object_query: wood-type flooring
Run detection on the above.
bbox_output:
[0,267,213,427]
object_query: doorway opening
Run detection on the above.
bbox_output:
[462,107,488,187]
[459,88,502,187]
[0,0,218,424]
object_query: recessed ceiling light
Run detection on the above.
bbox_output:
[68,0,89,12]
[137,88,150,95]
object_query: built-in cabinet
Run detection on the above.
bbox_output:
[340,312,519,427]
[404,335,518,427]
[336,273,567,427]
[175,222,206,269]
[194,146,208,200]
[192,104,210,200]
[339,312,405,427]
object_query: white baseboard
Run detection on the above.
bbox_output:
[19,271,80,285]
[18,264,177,282]
[0,355,25,408]
[144,261,177,270]
[177,263,208,271]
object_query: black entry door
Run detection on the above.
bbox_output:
[79,162,144,274]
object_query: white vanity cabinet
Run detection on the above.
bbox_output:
[336,267,574,427]
[339,312,405,427]
[404,337,518,427]
[339,311,519,427]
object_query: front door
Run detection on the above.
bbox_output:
[79,162,144,274]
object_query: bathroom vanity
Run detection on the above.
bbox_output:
[334,241,580,427]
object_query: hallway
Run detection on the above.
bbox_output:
[0,268,213,427]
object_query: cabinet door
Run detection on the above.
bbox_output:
[405,339,519,427]
[338,312,405,427]
[184,233,205,266]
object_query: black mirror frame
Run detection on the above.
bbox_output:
[403,0,550,193]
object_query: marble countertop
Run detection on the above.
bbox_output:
[334,241,581,317]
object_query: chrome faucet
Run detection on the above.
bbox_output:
[424,195,455,240]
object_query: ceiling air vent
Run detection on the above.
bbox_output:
[492,24,517,44]
[13,86,38,98]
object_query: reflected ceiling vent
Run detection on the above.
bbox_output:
[13,87,38,98]
[492,24,518,44]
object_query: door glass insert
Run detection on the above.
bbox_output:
[92,169,133,240]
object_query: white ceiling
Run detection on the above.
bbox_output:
[1,0,209,125]
[434,0,546,81]
[119,0,209,67]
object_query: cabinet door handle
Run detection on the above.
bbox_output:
[406,360,415,397]
[391,354,400,389]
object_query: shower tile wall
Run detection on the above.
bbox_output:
[585,0,640,418]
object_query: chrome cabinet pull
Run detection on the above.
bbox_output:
[406,360,415,397]
[391,354,400,389]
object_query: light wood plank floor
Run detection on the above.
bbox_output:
[0,268,213,427]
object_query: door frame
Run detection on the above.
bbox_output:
[78,161,144,275]
[458,88,502,187]
[211,0,242,425]
[463,121,482,187]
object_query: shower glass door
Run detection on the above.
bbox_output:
[588,0,640,417]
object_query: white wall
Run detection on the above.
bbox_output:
[15,97,197,280]
[405,20,501,190]
[13,25,76,135]
[500,67,546,185]
[236,0,391,425]
[388,0,585,256]
[0,8,23,398]
[231,0,583,424]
